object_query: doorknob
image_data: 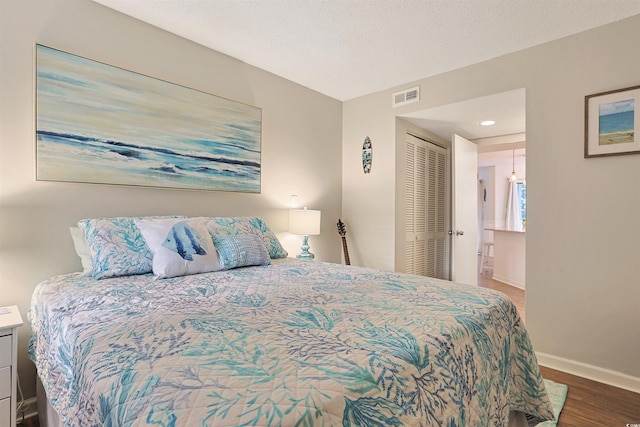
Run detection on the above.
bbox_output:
[447,230,465,236]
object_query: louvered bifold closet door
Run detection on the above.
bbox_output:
[414,144,427,276]
[405,135,427,276]
[405,140,416,274]
[426,145,448,279]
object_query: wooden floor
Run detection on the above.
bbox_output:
[479,267,640,426]
[18,270,640,427]
[479,266,526,321]
[540,365,640,426]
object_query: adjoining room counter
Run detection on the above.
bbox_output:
[485,228,525,289]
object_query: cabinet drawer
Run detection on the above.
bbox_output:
[0,335,10,368]
[0,396,9,427]
[0,367,9,400]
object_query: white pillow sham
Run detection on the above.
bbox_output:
[69,226,92,276]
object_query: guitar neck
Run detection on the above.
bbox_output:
[341,236,351,265]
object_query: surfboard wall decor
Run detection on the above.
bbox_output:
[362,136,372,174]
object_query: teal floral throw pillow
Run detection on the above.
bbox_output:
[78,216,184,279]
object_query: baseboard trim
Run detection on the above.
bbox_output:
[491,274,525,290]
[18,396,39,421]
[536,352,640,393]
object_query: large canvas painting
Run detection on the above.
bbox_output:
[36,45,261,192]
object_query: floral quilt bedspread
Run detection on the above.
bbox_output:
[30,259,554,426]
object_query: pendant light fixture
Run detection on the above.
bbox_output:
[510,149,518,182]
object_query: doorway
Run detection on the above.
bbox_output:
[398,88,526,290]
[477,143,526,291]
[401,131,481,287]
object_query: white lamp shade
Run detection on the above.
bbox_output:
[289,209,321,235]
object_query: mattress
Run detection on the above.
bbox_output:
[29,258,554,426]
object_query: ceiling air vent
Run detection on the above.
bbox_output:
[392,86,420,107]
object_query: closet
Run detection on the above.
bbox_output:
[404,133,448,278]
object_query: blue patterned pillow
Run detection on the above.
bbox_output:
[78,216,184,279]
[212,234,271,270]
[206,217,288,259]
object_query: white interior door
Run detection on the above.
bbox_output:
[451,134,478,285]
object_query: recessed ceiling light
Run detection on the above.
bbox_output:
[480,120,496,126]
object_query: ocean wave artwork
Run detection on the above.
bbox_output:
[36,45,261,192]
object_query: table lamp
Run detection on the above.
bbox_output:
[289,207,321,259]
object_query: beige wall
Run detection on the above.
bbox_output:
[0,0,342,400]
[343,16,640,384]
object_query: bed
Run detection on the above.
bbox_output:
[29,216,554,426]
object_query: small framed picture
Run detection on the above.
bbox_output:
[585,84,640,158]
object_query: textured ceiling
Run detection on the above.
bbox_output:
[91,0,640,101]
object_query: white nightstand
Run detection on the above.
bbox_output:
[0,306,23,427]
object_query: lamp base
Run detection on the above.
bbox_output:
[296,235,315,260]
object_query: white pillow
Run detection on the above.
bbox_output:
[136,218,222,278]
[69,226,92,276]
